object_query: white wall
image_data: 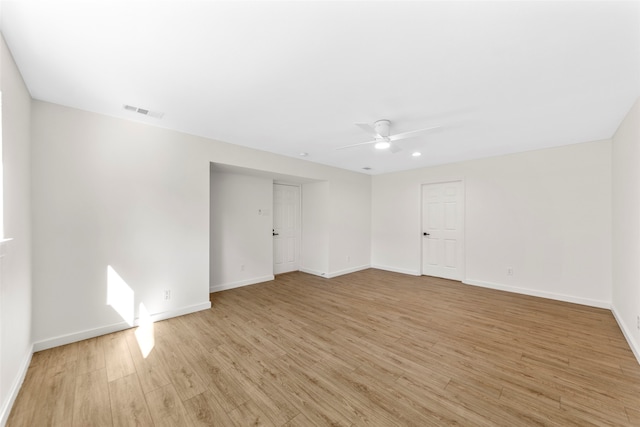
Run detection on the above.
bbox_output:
[208,169,373,282]
[0,34,32,424]
[31,102,213,349]
[373,140,612,308]
[210,169,274,291]
[31,101,372,349]
[301,181,330,276]
[612,97,640,362]
[327,178,372,277]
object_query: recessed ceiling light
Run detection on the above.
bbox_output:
[412,151,422,157]
[374,141,391,150]
[299,152,308,157]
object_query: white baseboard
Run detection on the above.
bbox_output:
[611,305,640,366]
[147,302,212,323]
[0,346,33,426]
[34,321,130,352]
[371,264,421,276]
[326,264,370,279]
[32,301,211,352]
[299,268,328,277]
[463,279,611,309]
[209,275,274,293]
[299,265,370,279]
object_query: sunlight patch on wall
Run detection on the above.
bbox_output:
[107,265,134,326]
[134,303,155,358]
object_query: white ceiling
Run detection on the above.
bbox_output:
[2,1,639,175]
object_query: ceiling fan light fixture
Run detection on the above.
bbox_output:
[336,120,442,153]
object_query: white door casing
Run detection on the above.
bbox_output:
[273,184,300,274]
[421,180,464,280]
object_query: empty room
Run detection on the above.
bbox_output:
[1,1,639,426]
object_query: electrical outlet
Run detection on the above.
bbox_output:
[164,290,171,301]
[347,255,351,263]
[507,267,514,276]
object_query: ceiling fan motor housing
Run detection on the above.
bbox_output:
[374,119,391,138]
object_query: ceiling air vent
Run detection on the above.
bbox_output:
[362,167,372,170]
[123,104,164,119]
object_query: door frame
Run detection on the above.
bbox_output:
[419,178,466,280]
[273,181,302,275]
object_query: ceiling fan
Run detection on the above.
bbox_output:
[336,119,441,153]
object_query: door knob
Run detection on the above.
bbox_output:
[423,232,430,236]
[273,229,279,236]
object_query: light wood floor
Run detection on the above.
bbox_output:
[8,269,640,426]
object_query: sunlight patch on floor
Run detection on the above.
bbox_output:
[135,303,155,358]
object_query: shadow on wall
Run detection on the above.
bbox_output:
[106,265,155,358]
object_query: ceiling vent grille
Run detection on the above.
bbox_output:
[123,104,164,119]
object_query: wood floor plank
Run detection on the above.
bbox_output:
[227,400,276,427]
[45,342,79,378]
[281,413,315,427]
[153,333,207,401]
[8,347,79,427]
[6,359,51,426]
[183,390,235,427]
[145,383,191,427]
[75,337,105,375]
[7,269,640,426]
[345,364,445,426]
[198,365,250,413]
[125,327,172,394]
[307,358,411,426]
[27,362,77,426]
[626,406,640,425]
[73,368,112,427]
[213,345,299,425]
[395,374,497,427]
[108,373,153,426]
[102,330,136,382]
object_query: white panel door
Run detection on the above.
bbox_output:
[273,184,300,275]
[421,181,464,280]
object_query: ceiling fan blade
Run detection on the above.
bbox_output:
[355,122,382,139]
[389,125,442,142]
[335,139,377,150]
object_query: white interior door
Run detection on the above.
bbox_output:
[421,181,464,280]
[273,184,300,275]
